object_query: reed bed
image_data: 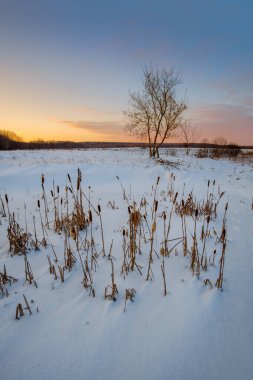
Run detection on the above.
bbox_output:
[0,170,230,318]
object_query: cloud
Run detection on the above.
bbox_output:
[63,119,125,137]
[186,103,253,144]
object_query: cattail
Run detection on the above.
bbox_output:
[5,194,8,203]
[155,200,158,212]
[89,210,92,223]
[41,174,44,185]
[37,200,40,208]
[156,176,160,185]
[98,204,101,213]
[70,227,76,240]
[57,185,59,194]
[173,192,178,204]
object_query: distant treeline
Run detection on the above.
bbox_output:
[0,130,252,151]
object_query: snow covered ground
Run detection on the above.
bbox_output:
[0,148,253,380]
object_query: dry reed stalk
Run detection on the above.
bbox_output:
[0,195,6,217]
[105,258,118,301]
[0,265,18,298]
[16,303,24,320]
[146,200,158,281]
[5,194,11,223]
[151,177,160,220]
[37,200,48,245]
[215,203,228,290]
[31,215,40,250]
[116,176,128,201]
[164,192,178,257]
[98,204,106,257]
[58,265,65,282]
[124,288,136,312]
[190,209,200,276]
[121,229,129,277]
[203,278,213,288]
[0,265,18,286]
[200,215,210,271]
[161,260,167,296]
[128,204,141,271]
[51,244,58,262]
[47,255,57,280]
[180,205,188,256]
[23,254,37,288]
[23,294,32,315]
[7,214,29,255]
[41,174,49,226]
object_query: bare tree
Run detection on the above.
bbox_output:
[213,136,228,146]
[179,121,200,155]
[124,66,187,158]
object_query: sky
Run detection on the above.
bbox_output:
[0,0,253,144]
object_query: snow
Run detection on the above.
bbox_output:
[0,148,253,380]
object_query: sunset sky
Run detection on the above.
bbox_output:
[0,0,253,144]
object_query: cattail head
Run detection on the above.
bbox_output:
[67,174,71,183]
[157,176,160,185]
[89,210,92,223]
[98,204,101,213]
[155,200,158,212]
[50,190,54,197]
[57,186,59,194]
[173,192,178,204]
[5,194,8,203]
[123,229,125,237]
[208,180,210,187]
[37,200,40,208]
[41,174,45,185]
[78,168,82,181]
[70,227,76,240]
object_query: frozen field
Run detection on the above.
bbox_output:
[0,148,253,380]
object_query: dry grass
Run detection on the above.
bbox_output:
[0,168,232,319]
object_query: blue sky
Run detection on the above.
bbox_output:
[0,0,253,143]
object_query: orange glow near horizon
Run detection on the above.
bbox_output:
[1,104,252,145]
[1,118,134,143]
